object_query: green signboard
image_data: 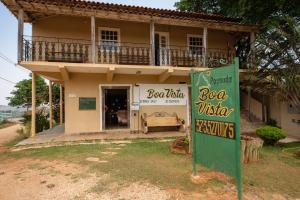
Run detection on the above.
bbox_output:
[191,58,242,199]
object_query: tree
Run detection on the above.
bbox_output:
[174,0,300,24]
[7,73,48,110]
[247,16,300,112]
[175,0,300,112]
[51,83,63,123]
[7,74,64,126]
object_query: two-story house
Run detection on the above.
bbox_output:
[3,0,259,136]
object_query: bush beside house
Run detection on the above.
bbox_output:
[256,126,286,145]
[20,108,50,136]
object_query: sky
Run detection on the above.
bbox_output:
[0,0,177,106]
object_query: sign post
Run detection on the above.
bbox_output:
[191,58,242,200]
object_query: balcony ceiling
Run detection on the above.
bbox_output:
[2,0,259,32]
[19,61,248,83]
[20,61,193,75]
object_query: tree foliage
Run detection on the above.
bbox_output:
[249,16,300,111]
[175,0,300,111]
[7,74,63,122]
[175,0,299,25]
[6,74,48,109]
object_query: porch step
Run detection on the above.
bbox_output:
[240,108,264,134]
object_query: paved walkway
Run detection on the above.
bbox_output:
[17,125,186,146]
[279,137,300,144]
[0,124,22,146]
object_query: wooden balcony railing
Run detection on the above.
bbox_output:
[22,36,236,67]
[23,36,92,63]
[155,47,235,67]
[97,44,150,65]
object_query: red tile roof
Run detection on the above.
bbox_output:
[2,0,258,31]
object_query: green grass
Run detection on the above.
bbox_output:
[242,143,300,197]
[1,140,299,198]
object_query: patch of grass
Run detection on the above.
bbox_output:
[243,142,300,198]
[87,141,207,192]
[1,140,299,198]
[1,143,108,161]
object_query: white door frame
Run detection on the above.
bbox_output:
[99,84,132,132]
[155,31,170,66]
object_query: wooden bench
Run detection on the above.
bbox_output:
[141,112,184,133]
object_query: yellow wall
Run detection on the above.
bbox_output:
[33,16,90,40]
[270,99,300,138]
[32,16,236,49]
[241,91,300,138]
[32,15,237,134]
[64,73,190,134]
[240,91,263,121]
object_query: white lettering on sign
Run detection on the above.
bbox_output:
[139,84,188,105]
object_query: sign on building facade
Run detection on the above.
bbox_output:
[191,58,242,200]
[139,84,188,106]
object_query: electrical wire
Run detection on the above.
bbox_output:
[0,76,16,84]
[0,51,30,73]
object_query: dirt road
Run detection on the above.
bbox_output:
[0,124,21,146]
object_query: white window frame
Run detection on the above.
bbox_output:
[98,27,121,52]
[155,31,170,49]
[187,34,203,55]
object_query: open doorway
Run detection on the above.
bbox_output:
[102,87,130,130]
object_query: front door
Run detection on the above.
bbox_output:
[154,32,170,66]
[102,87,130,130]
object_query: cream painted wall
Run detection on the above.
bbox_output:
[32,15,237,134]
[32,16,236,50]
[64,73,190,134]
[241,91,300,138]
[33,16,90,39]
[279,103,300,138]
[269,98,281,125]
[240,91,263,120]
[269,99,300,138]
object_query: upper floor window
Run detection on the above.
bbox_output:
[99,28,120,50]
[187,35,203,55]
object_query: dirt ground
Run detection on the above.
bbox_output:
[0,157,293,200]
[0,124,21,146]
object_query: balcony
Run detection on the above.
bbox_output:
[22,36,236,68]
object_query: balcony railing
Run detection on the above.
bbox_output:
[97,44,150,65]
[23,36,92,63]
[22,36,236,67]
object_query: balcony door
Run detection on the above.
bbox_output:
[155,32,170,66]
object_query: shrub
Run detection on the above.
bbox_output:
[256,126,286,145]
[22,108,49,133]
[17,124,30,139]
[266,118,278,127]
